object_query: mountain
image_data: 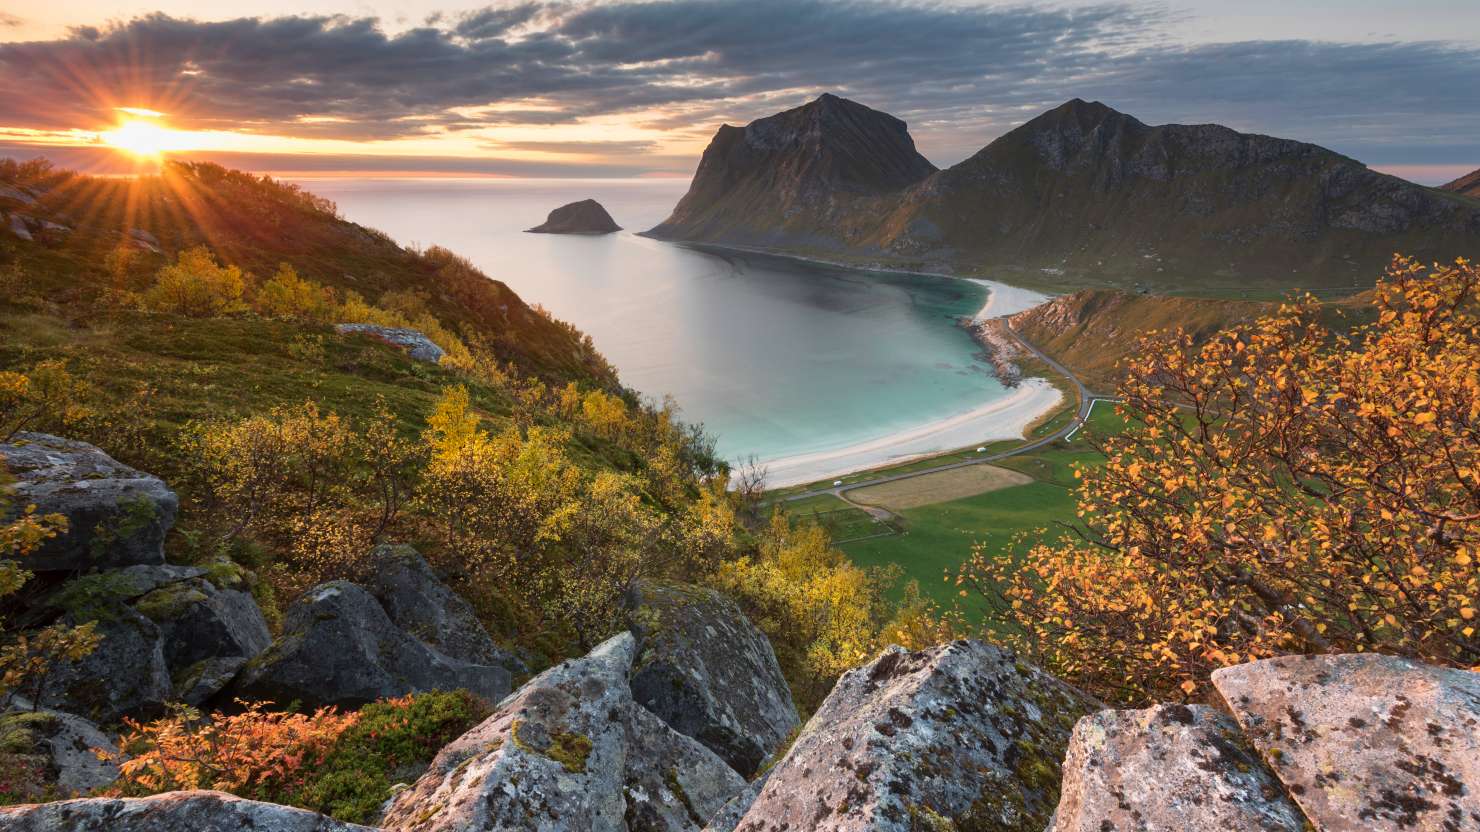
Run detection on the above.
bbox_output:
[1443,167,1480,198]
[652,97,1480,292]
[645,93,936,246]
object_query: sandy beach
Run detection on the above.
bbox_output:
[758,377,1063,488]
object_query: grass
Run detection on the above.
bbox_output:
[846,465,1033,512]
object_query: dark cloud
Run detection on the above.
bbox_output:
[0,1,1475,171]
[482,138,659,155]
[0,14,21,28]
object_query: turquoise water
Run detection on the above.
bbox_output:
[297,178,1035,480]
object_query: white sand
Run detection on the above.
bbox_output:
[970,279,1053,321]
[757,378,1063,488]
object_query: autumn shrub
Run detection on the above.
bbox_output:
[963,257,1480,704]
[142,246,247,317]
[0,360,87,441]
[253,263,337,322]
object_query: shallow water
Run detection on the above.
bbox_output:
[297,177,1051,483]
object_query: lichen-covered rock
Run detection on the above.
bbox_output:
[0,790,378,831]
[1047,704,1304,832]
[0,709,120,800]
[730,640,1098,832]
[368,544,525,673]
[384,632,746,832]
[382,633,638,832]
[335,323,445,363]
[624,705,746,832]
[1213,653,1480,832]
[702,771,770,832]
[0,433,177,571]
[39,602,172,723]
[230,581,511,708]
[627,581,798,777]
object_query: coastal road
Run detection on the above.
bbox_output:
[780,324,1110,508]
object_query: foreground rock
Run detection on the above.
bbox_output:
[31,564,270,717]
[231,580,511,708]
[383,633,745,832]
[368,544,525,673]
[1047,704,1304,832]
[0,709,120,800]
[731,640,1098,832]
[0,791,377,831]
[0,433,177,571]
[335,323,446,364]
[1214,653,1480,832]
[627,581,799,776]
[527,199,621,234]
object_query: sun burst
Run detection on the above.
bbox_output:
[101,117,190,159]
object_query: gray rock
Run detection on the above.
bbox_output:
[0,433,177,572]
[624,705,746,832]
[1213,653,1480,832]
[527,199,622,234]
[382,633,638,832]
[0,184,38,207]
[230,581,511,708]
[0,709,120,798]
[40,602,172,723]
[335,323,445,363]
[174,657,249,707]
[6,213,31,241]
[1047,704,1304,832]
[0,790,378,831]
[127,228,161,253]
[368,544,525,673]
[702,771,769,832]
[627,581,798,777]
[383,632,747,832]
[730,640,1098,832]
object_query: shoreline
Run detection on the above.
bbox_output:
[756,378,1064,488]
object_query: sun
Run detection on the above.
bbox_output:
[101,118,188,159]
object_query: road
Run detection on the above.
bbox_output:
[781,324,1108,507]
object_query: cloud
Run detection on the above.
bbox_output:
[0,1,1475,170]
[483,138,659,155]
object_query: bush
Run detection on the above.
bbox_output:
[142,246,247,317]
[253,263,337,322]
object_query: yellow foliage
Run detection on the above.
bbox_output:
[253,263,337,322]
[965,257,1480,703]
[143,246,247,317]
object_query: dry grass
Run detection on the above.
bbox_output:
[845,464,1033,511]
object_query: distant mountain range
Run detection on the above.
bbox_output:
[647,95,1480,292]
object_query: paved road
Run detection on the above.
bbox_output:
[781,324,1107,507]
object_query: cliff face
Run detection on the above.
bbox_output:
[645,93,936,247]
[1443,167,1480,198]
[653,96,1480,290]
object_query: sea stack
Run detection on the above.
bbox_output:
[526,199,621,234]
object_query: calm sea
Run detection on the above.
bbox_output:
[295,178,1051,484]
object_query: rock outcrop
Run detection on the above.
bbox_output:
[1047,704,1304,832]
[0,791,378,831]
[368,544,525,674]
[1213,653,1480,832]
[728,640,1098,832]
[230,580,511,708]
[0,709,120,801]
[382,632,746,832]
[0,433,177,572]
[527,199,622,234]
[335,324,446,364]
[626,581,799,777]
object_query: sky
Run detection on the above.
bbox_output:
[1,0,1477,182]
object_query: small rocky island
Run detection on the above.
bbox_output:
[526,199,621,234]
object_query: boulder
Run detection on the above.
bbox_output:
[0,790,378,831]
[335,324,445,364]
[0,709,120,800]
[38,602,172,723]
[0,433,177,572]
[1213,653,1480,832]
[383,632,747,832]
[33,564,271,709]
[526,199,622,234]
[0,184,38,207]
[368,544,525,673]
[702,771,770,832]
[6,213,30,241]
[1046,704,1304,832]
[627,581,798,777]
[729,640,1098,832]
[230,581,511,708]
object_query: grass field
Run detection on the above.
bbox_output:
[836,404,1129,617]
[846,465,1033,511]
